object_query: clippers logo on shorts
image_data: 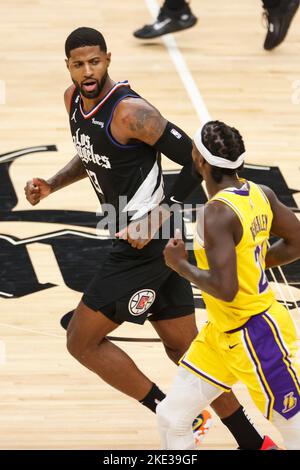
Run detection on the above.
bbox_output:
[128,289,156,316]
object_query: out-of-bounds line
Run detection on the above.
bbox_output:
[0,322,161,343]
[0,322,63,338]
[144,0,211,124]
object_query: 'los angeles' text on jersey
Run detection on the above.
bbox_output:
[69,81,164,229]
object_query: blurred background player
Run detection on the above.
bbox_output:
[133,0,299,50]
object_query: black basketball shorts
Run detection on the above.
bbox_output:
[82,238,194,325]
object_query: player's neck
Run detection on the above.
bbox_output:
[80,76,115,113]
[206,175,243,199]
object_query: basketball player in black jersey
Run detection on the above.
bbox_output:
[24,27,272,449]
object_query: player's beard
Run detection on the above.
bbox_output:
[74,71,108,99]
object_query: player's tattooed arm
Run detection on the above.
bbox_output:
[112,98,168,145]
[24,86,88,206]
[24,154,87,206]
[47,154,87,193]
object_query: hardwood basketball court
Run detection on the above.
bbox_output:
[0,0,299,449]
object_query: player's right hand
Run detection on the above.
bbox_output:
[24,178,52,206]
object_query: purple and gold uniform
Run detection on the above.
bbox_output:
[180,180,300,420]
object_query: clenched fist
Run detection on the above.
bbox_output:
[24,177,52,206]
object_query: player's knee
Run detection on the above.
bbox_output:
[164,343,190,364]
[156,397,191,435]
[156,398,173,430]
[66,334,82,359]
[164,345,180,363]
[66,335,94,363]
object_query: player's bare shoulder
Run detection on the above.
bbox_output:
[204,200,242,245]
[113,97,167,145]
[205,200,237,226]
[64,84,76,114]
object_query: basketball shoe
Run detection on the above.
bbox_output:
[263,0,299,50]
[192,410,213,445]
[133,3,197,39]
[260,435,282,450]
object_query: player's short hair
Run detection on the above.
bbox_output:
[65,27,107,58]
[202,120,245,183]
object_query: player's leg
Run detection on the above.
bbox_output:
[262,0,299,50]
[151,313,265,448]
[133,0,197,40]
[225,303,300,449]
[156,366,222,449]
[150,312,241,417]
[150,311,197,364]
[67,300,155,400]
[151,271,255,417]
[66,241,186,413]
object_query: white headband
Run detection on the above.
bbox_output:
[194,127,245,169]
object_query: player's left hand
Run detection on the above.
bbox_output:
[116,205,170,249]
[163,229,188,273]
[115,218,151,249]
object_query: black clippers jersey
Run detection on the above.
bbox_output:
[69,81,164,229]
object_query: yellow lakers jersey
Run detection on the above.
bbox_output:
[194,180,276,332]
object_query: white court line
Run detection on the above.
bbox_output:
[0,322,63,339]
[145,0,211,124]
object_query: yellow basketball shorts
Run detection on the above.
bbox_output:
[179,301,300,420]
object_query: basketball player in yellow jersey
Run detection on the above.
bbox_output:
[158,120,300,450]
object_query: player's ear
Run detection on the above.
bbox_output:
[198,153,206,169]
[106,52,111,67]
[65,59,69,70]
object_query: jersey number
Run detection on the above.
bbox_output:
[86,169,103,195]
[254,244,269,294]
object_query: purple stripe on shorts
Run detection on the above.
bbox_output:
[246,314,300,419]
[180,360,231,391]
[243,329,272,419]
[264,313,300,391]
